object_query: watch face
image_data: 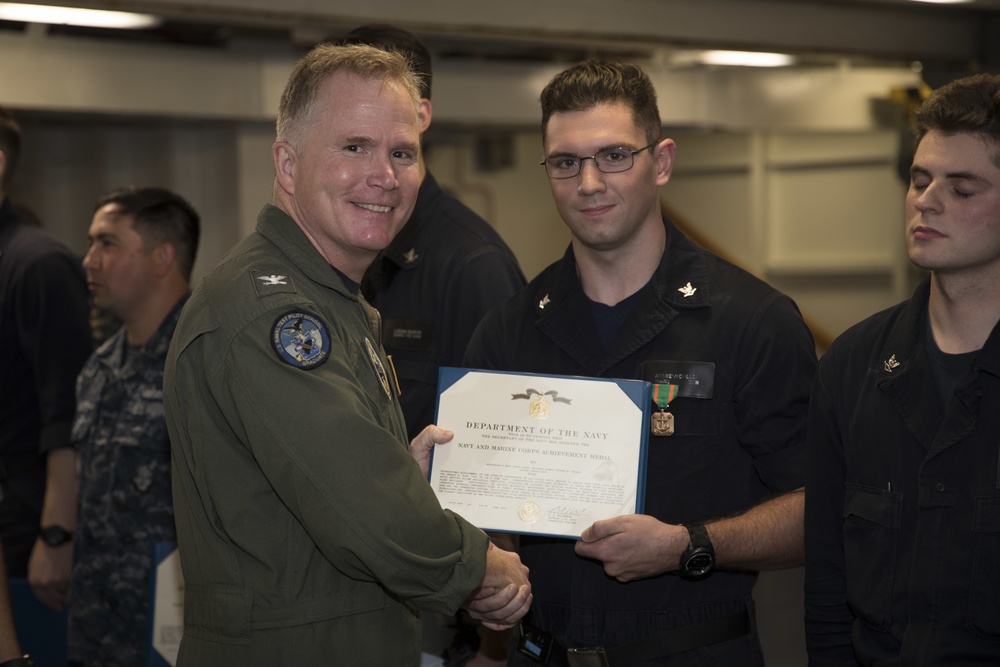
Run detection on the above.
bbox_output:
[687,552,714,574]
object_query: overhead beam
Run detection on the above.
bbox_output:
[26,0,985,63]
[0,28,920,132]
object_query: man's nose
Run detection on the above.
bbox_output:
[577,158,606,193]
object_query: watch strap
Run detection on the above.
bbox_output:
[685,523,712,551]
[38,525,74,547]
[679,523,715,580]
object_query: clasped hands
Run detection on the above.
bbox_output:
[410,426,532,630]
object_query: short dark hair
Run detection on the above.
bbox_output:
[540,60,662,146]
[914,73,1000,166]
[276,43,420,150]
[96,186,201,281]
[336,24,432,100]
[0,106,22,190]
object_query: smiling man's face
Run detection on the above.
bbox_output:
[543,102,670,255]
[276,70,421,281]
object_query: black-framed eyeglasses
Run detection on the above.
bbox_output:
[540,143,656,179]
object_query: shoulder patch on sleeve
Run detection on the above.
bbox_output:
[272,311,330,369]
[251,270,297,297]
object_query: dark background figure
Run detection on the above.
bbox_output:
[338,24,526,442]
[0,105,92,613]
[0,542,29,666]
[337,26,528,664]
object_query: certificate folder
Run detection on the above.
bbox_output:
[431,367,651,539]
[147,542,184,667]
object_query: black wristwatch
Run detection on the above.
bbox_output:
[678,524,715,580]
[0,655,34,667]
[38,525,73,547]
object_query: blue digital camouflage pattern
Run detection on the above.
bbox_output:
[68,296,188,666]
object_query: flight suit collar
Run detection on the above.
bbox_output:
[256,204,356,298]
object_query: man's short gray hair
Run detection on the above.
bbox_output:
[276,43,421,150]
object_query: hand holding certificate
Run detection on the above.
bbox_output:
[430,368,650,539]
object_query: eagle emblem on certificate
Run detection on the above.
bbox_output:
[518,501,540,524]
[511,388,572,419]
[529,394,550,419]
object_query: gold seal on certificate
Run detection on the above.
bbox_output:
[518,500,541,524]
[430,368,651,539]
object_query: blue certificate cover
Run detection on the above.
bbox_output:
[432,367,651,539]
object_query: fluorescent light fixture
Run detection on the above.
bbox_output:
[0,3,161,29]
[673,50,796,68]
[909,0,973,4]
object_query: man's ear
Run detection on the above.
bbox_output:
[0,150,7,191]
[655,139,677,187]
[273,141,297,195]
[418,99,433,135]
[153,242,176,278]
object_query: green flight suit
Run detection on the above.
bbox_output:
[164,204,488,665]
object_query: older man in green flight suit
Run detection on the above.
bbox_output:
[164,44,531,665]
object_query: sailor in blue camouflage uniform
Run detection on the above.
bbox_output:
[68,187,199,667]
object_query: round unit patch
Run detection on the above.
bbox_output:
[272,311,330,369]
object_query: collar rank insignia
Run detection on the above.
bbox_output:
[402,248,419,264]
[678,282,697,298]
[272,311,330,369]
[538,294,551,310]
[884,354,900,373]
[251,270,297,297]
[364,337,393,400]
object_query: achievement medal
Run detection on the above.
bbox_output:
[651,383,678,436]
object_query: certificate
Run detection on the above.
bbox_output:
[430,367,650,539]
[147,542,184,667]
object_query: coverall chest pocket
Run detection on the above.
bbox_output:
[843,483,902,632]
[967,495,1000,640]
[106,389,171,517]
